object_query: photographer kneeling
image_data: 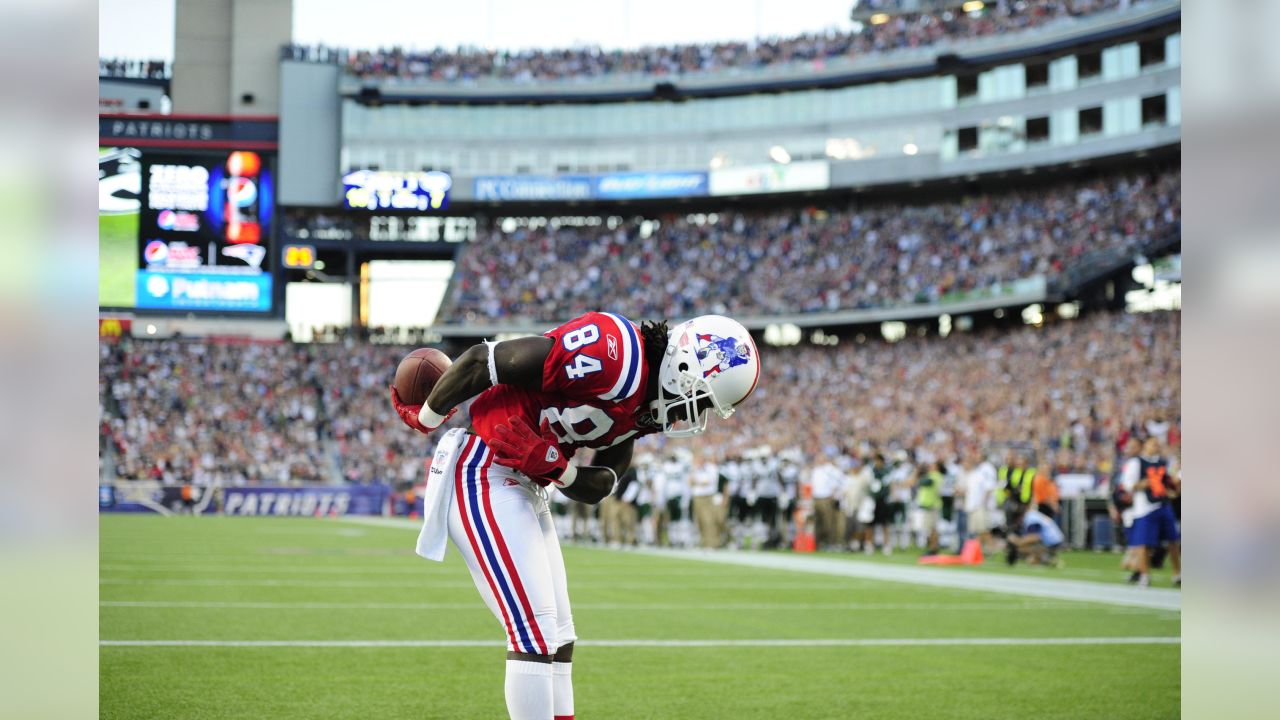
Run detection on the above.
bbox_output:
[1006,505,1065,568]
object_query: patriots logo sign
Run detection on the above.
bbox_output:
[694,333,751,378]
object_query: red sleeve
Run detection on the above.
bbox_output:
[542,312,644,402]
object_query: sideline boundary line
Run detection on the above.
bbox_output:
[337,518,1182,612]
[100,636,1181,649]
[624,548,1183,611]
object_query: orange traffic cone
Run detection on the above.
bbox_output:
[793,532,816,553]
[959,539,984,565]
[918,553,964,565]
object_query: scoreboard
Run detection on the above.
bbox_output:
[136,150,275,312]
[99,146,276,313]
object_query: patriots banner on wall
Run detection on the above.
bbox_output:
[221,485,390,517]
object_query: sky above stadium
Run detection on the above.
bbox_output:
[100,0,858,60]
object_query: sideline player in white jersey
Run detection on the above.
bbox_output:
[390,313,760,720]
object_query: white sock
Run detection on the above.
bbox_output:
[553,661,574,720]
[505,660,553,720]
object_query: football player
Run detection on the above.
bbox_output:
[390,312,759,720]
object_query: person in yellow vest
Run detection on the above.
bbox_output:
[914,461,944,555]
[998,451,1038,514]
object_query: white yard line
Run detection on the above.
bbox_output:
[100,636,1180,649]
[99,600,1093,611]
[624,548,1183,612]
[98,577,887,590]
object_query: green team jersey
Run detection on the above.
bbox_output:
[870,465,892,501]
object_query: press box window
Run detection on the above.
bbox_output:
[956,73,979,100]
[1077,50,1102,80]
[1025,61,1049,89]
[1026,116,1049,143]
[1142,94,1168,126]
[958,126,979,152]
[1140,37,1167,67]
[1078,106,1103,136]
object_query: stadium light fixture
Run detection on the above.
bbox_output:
[880,321,907,343]
[903,143,919,156]
[1022,304,1044,325]
[869,13,890,25]
[769,146,791,164]
[962,1,985,12]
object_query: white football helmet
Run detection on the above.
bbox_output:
[654,315,760,438]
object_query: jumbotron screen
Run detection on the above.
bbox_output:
[98,147,275,312]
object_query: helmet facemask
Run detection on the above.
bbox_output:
[655,345,735,439]
[655,381,732,438]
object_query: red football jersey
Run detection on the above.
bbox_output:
[470,312,656,458]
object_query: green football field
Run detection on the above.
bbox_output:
[99,212,137,308]
[100,516,1180,719]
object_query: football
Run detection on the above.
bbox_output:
[394,347,452,406]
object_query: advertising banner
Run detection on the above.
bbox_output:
[98,317,133,338]
[136,271,273,312]
[475,171,710,201]
[594,171,708,199]
[474,175,595,202]
[99,115,279,148]
[709,160,830,196]
[99,482,212,514]
[343,170,451,211]
[221,485,389,517]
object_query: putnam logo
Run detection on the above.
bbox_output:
[145,274,170,298]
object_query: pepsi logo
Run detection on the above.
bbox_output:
[143,240,168,264]
[157,209,200,232]
[227,177,257,208]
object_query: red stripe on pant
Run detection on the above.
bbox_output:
[453,437,523,653]
[555,716,574,720]
[478,449,550,655]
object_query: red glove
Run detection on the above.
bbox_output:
[489,417,571,487]
[389,386,455,436]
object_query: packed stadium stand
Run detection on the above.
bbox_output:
[282,0,1140,83]
[98,308,1179,489]
[441,169,1179,323]
[98,57,171,79]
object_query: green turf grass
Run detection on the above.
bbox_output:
[99,211,137,308]
[100,515,1180,719]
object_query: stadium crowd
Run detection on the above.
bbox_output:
[604,308,1180,554]
[99,57,171,79]
[443,170,1181,323]
[99,340,330,487]
[100,309,1178,544]
[282,0,1137,83]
